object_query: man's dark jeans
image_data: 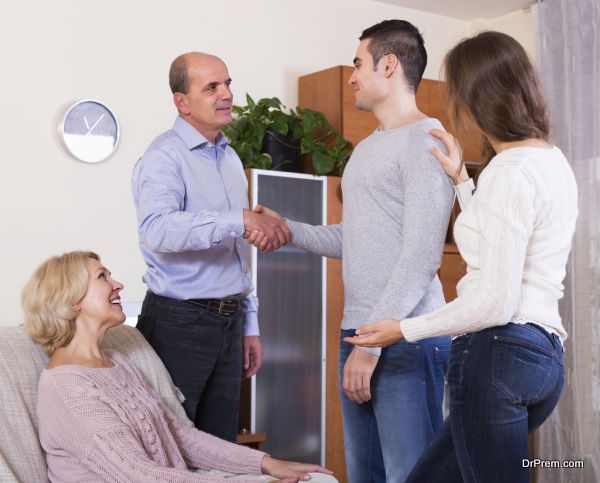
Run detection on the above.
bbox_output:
[406,322,564,483]
[136,291,243,442]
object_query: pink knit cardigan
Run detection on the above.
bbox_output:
[36,350,266,482]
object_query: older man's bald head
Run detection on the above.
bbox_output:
[169,52,225,94]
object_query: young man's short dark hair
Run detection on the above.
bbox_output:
[359,20,427,92]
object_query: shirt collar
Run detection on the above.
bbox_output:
[172,116,229,150]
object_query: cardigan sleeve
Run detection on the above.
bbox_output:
[114,353,266,475]
[455,178,475,209]
[401,166,535,341]
[154,389,266,475]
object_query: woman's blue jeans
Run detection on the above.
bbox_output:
[406,322,564,483]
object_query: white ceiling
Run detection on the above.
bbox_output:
[373,0,537,20]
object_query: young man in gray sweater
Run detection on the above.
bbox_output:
[248,20,454,482]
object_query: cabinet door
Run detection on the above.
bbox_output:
[250,170,326,464]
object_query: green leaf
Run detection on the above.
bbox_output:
[271,111,289,136]
[266,97,283,109]
[292,122,304,141]
[246,93,255,108]
[334,134,347,149]
[258,153,273,169]
[312,151,335,175]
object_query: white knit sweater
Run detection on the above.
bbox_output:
[401,146,578,343]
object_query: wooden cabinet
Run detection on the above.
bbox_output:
[324,177,346,482]
[440,244,467,302]
[299,66,377,147]
[299,67,474,480]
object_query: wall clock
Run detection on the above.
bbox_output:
[59,99,120,163]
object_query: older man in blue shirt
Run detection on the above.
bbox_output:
[132,52,288,442]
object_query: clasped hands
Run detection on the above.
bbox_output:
[243,205,289,252]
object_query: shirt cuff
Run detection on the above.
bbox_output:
[285,219,300,244]
[243,311,260,336]
[218,209,245,240]
[358,346,381,357]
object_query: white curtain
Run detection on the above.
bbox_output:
[536,0,600,482]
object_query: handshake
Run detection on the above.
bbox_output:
[242,205,290,252]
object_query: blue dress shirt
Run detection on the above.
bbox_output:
[132,117,258,335]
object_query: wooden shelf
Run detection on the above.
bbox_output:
[444,242,460,254]
[236,432,266,451]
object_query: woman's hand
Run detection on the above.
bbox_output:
[429,129,468,185]
[343,319,404,348]
[261,456,334,481]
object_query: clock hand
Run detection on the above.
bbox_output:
[85,113,105,135]
[84,116,90,130]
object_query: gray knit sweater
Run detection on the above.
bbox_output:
[287,118,454,356]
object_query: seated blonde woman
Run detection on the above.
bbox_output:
[22,251,334,483]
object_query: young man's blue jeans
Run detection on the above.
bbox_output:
[339,329,451,483]
[406,322,564,483]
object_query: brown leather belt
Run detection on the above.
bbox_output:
[185,297,240,316]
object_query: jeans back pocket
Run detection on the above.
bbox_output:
[492,333,554,405]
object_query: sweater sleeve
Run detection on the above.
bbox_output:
[114,353,266,475]
[40,372,265,483]
[154,387,266,474]
[363,150,454,355]
[286,220,343,258]
[401,166,535,341]
[455,178,475,209]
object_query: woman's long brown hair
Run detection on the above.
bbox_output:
[443,31,550,182]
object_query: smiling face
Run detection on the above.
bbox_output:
[76,258,125,327]
[173,53,233,142]
[348,39,389,112]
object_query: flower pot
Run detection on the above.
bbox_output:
[261,129,301,172]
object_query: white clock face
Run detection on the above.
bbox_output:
[60,100,120,163]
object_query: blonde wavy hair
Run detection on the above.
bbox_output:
[22,251,100,355]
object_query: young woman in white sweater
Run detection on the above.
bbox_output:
[345,31,578,482]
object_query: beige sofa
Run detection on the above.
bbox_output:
[0,324,190,482]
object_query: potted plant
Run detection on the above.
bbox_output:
[223,95,351,176]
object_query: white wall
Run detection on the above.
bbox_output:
[0,0,470,326]
[470,7,538,63]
